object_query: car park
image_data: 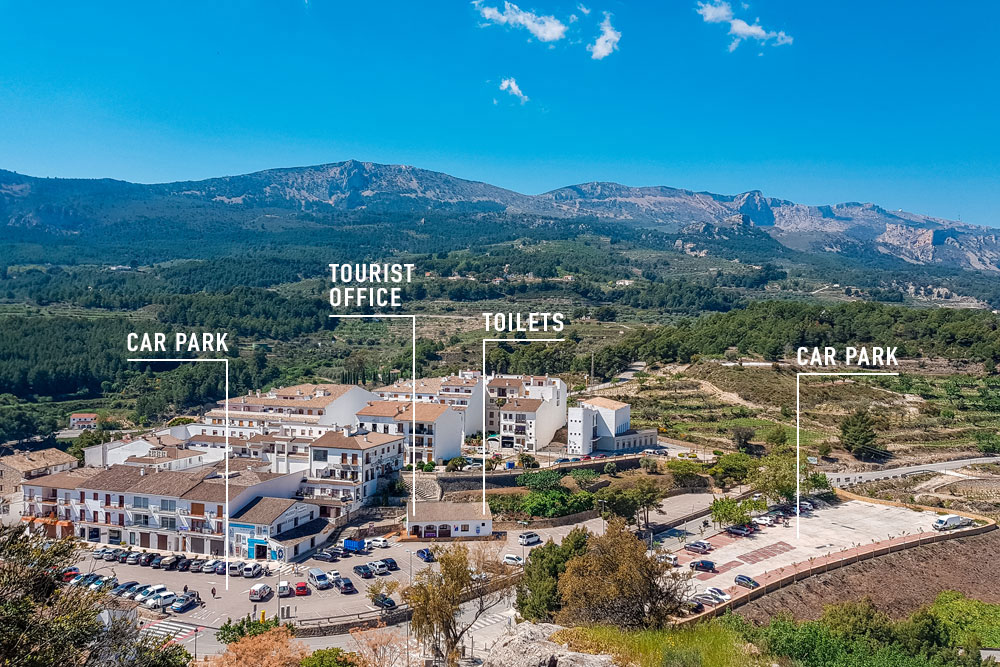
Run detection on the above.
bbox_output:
[503,554,524,566]
[416,548,434,562]
[726,525,753,537]
[122,583,150,600]
[368,561,389,575]
[382,557,399,571]
[352,564,373,579]
[176,558,192,571]
[139,553,156,567]
[243,563,262,578]
[126,552,142,565]
[249,583,272,601]
[334,577,356,594]
[135,584,166,604]
[734,574,760,589]
[294,582,309,596]
[367,537,389,549]
[373,594,396,609]
[313,549,336,562]
[689,560,716,572]
[517,531,541,546]
[112,580,139,596]
[278,581,292,597]
[706,587,731,602]
[307,568,332,589]
[171,591,201,612]
[145,591,177,609]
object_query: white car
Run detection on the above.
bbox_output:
[752,516,773,527]
[135,584,166,604]
[705,587,731,602]
[201,559,221,573]
[145,591,177,609]
[367,537,389,549]
[325,570,340,582]
[249,584,271,601]
[656,553,679,567]
[502,554,524,567]
[368,561,389,575]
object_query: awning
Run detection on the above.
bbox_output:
[56,521,73,527]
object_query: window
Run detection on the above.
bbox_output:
[133,496,149,509]
[460,524,469,532]
[135,514,150,526]
[312,449,328,462]
[161,499,176,512]
[161,517,176,530]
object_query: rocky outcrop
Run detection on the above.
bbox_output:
[484,623,614,667]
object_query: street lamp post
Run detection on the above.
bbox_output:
[405,549,413,667]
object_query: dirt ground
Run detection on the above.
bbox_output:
[736,529,1000,623]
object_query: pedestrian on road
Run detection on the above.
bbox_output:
[183,584,188,594]
[211,586,216,599]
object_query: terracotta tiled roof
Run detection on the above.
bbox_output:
[311,430,402,451]
[0,448,77,472]
[501,398,543,413]
[22,467,102,490]
[581,397,629,410]
[230,496,298,525]
[80,465,146,492]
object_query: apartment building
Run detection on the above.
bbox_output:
[356,401,463,463]
[0,448,78,500]
[567,397,658,455]
[196,383,377,439]
[229,496,331,562]
[485,374,567,453]
[299,427,405,515]
[373,371,485,432]
[21,460,301,555]
[69,413,99,429]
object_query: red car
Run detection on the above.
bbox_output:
[61,567,81,582]
[581,455,591,461]
[294,582,309,596]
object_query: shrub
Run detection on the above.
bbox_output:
[422,462,436,472]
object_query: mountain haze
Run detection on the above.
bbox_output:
[2,159,998,271]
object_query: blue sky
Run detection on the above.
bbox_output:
[1,1,998,225]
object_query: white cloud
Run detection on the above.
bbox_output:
[587,13,621,60]
[577,3,591,15]
[696,0,792,51]
[499,77,529,103]
[477,1,567,42]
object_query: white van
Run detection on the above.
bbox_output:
[278,581,292,597]
[135,584,166,604]
[228,561,245,576]
[145,590,176,609]
[243,563,263,578]
[307,567,331,589]
[249,583,272,601]
[932,514,970,531]
[517,531,540,546]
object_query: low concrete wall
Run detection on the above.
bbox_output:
[494,509,600,531]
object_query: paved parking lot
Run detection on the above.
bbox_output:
[660,499,942,597]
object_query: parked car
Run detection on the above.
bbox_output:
[655,553,679,567]
[145,591,177,609]
[517,531,541,546]
[243,563,263,578]
[313,549,336,562]
[135,584,166,604]
[373,593,396,609]
[416,548,434,562]
[352,564,373,579]
[368,561,389,575]
[201,559,221,573]
[734,574,760,589]
[249,583,272,601]
[112,580,138,596]
[307,568,332,589]
[91,548,108,559]
[213,561,227,575]
[122,583,150,600]
[688,560,716,572]
[171,591,201,612]
[382,557,399,571]
[176,558,192,571]
[554,458,570,463]
[161,555,180,570]
[684,600,705,614]
[227,561,244,576]
[328,547,346,559]
[752,516,773,527]
[126,552,142,565]
[932,514,971,531]
[294,581,309,596]
[117,550,132,564]
[693,593,720,606]
[367,537,389,549]
[503,554,524,567]
[61,566,81,582]
[683,542,712,555]
[138,553,157,567]
[278,581,292,597]
[706,587,731,602]
[726,525,753,537]
[569,458,581,462]
[71,573,99,587]
[334,577,356,594]
[90,576,118,591]
[150,555,163,569]
[104,549,123,562]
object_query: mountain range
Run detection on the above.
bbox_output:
[2,159,998,272]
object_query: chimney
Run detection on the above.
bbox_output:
[139,467,145,476]
[342,427,351,437]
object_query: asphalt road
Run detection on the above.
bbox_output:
[830,456,999,487]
